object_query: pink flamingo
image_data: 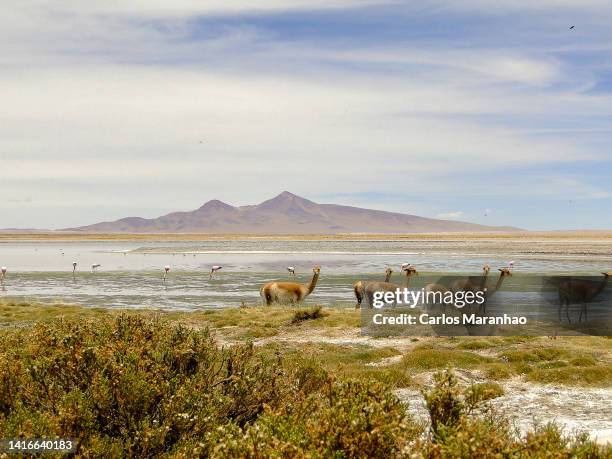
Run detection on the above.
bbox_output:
[210,265,222,279]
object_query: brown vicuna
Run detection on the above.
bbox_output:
[362,265,418,308]
[354,267,393,309]
[558,272,611,323]
[451,264,491,293]
[426,264,491,312]
[260,266,321,305]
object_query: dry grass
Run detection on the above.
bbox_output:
[2,301,611,388]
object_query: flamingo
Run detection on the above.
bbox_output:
[163,265,170,284]
[0,266,7,281]
[210,265,222,279]
[91,264,101,273]
[287,266,296,276]
[508,261,515,270]
[72,261,78,273]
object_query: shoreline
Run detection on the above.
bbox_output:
[2,230,612,242]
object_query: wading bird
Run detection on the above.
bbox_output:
[72,261,78,273]
[91,264,101,273]
[287,266,296,276]
[0,267,7,281]
[210,265,222,279]
[163,266,170,285]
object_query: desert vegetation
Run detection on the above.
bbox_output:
[0,304,611,457]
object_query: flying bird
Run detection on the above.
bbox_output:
[569,25,575,29]
[210,265,222,279]
[287,266,296,276]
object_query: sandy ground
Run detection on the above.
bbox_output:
[395,376,612,445]
[255,328,612,445]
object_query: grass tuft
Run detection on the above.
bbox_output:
[290,305,327,324]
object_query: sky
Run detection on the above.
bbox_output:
[1,0,612,230]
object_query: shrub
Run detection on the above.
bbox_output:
[290,305,326,324]
[1,316,610,457]
[419,370,611,458]
[211,380,420,458]
[0,314,417,457]
[402,345,492,370]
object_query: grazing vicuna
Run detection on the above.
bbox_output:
[260,266,321,305]
[558,272,611,323]
[354,267,393,309]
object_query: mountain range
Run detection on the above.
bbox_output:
[65,191,519,233]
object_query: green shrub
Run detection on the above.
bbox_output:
[465,382,504,406]
[402,345,492,370]
[290,305,326,324]
[0,314,417,457]
[419,370,611,458]
[1,316,610,457]
[211,380,420,458]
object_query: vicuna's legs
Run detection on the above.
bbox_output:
[579,302,588,323]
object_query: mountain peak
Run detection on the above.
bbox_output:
[258,191,317,210]
[198,199,234,211]
[277,191,298,199]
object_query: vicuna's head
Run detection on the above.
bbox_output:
[499,267,512,276]
[403,265,417,275]
[483,264,490,275]
[313,266,321,275]
[385,267,393,276]
[602,272,612,278]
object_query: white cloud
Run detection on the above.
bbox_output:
[0,1,610,228]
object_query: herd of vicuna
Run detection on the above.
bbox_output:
[260,265,612,324]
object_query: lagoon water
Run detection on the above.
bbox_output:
[1,239,611,310]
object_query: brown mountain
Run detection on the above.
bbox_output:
[66,191,520,233]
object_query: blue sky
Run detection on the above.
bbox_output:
[1,0,611,230]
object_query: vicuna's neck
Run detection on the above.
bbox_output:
[307,272,320,294]
[479,271,489,289]
[494,273,507,291]
[596,275,610,295]
[385,272,392,282]
[404,272,415,287]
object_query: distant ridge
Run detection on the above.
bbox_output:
[64,191,520,234]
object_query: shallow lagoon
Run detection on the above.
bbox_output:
[1,239,611,309]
